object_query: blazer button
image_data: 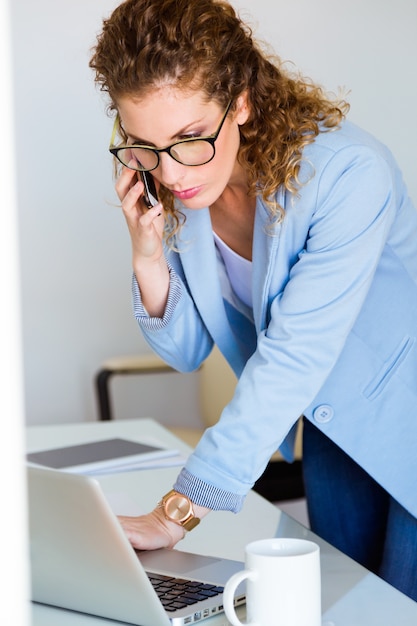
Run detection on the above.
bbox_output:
[313,404,334,424]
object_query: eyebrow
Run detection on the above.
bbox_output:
[125,115,209,146]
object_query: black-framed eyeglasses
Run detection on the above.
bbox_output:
[109,101,232,172]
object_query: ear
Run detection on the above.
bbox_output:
[234,90,250,125]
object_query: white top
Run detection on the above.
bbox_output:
[213,231,253,308]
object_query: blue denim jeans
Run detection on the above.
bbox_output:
[302,417,417,602]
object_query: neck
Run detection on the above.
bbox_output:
[210,182,255,261]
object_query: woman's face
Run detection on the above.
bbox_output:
[116,88,249,209]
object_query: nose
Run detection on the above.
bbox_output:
[157,152,187,187]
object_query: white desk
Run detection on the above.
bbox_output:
[27,418,417,625]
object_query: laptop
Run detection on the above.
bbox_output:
[27,466,246,626]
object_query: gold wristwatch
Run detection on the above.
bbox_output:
[159,490,200,531]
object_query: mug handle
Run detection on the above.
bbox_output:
[223,569,258,626]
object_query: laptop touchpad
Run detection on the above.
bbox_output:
[137,548,243,585]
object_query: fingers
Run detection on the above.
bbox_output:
[118,511,185,551]
[117,176,144,221]
[114,164,139,204]
[114,164,165,262]
[115,165,148,218]
[116,166,162,220]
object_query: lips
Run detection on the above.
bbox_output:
[171,186,202,200]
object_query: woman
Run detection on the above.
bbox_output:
[90,0,417,600]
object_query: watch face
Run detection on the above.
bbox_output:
[165,493,192,523]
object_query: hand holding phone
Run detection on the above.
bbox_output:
[139,171,159,209]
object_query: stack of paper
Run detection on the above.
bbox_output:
[26,438,187,475]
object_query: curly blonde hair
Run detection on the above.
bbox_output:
[90,0,349,240]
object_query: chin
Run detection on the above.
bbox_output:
[184,187,224,211]
[179,196,212,211]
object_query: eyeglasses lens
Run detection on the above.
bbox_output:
[116,147,158,171]
[172,141,214,166]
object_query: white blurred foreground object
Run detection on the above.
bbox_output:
[0,0,30,622]
[223,537,321,626]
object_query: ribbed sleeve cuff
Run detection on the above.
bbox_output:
[173,468,245,513]
[131,262,183,330]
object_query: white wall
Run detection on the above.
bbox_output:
[233,0,417,194]
[11,0,417,427]
[12,0,201,427]
[1,0,29,621]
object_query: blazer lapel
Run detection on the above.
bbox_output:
[178,207,243,368]
[252,195,283,332]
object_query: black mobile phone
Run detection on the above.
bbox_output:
[139,171,159,209]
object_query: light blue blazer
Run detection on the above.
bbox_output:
[134,121,417,518]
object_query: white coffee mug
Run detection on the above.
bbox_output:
[223,538,321,626]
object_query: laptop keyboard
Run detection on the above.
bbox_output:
[147,572,224,612]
